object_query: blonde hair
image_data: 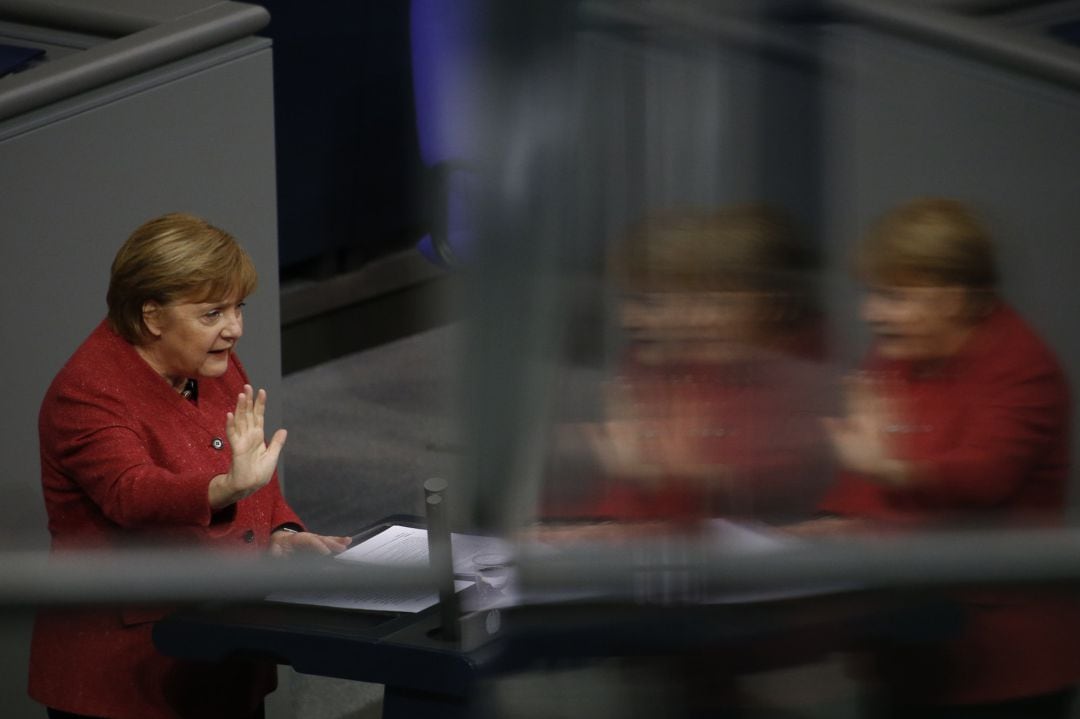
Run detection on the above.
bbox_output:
[857,197,999,290]
[107,213,258,344]
[611,204,814,294]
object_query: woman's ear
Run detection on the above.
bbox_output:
[142,301,165,338]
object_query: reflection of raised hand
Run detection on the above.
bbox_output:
[586,419,664,489]
[209,384,288,510]
[588,383,728,489]
[822,374,909,488]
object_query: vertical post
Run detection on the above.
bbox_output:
[424,477,460,641]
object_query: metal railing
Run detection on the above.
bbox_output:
[0,1,269,123]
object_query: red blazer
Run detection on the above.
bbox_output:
[29,320,303,719]
[821,304,1080,704]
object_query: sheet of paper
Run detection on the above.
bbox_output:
[335,524,512,576]
[266,525,508,613]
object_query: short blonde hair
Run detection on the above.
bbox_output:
[857,197,999,289]
[107,213,258,344]
[611,204,814,294]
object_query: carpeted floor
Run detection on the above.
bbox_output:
[280,323,463,538]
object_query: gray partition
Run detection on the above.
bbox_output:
[0,2,280,717]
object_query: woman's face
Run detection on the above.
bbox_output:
[860,283,969,360]
[620,289,768,357]
[141,293,245,382]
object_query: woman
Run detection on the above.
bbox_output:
[819,197,1079,717]
[28,213,350,719]
[545,204,833,526]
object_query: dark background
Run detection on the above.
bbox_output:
[255,0,427,277]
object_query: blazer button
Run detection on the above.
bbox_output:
[211,437,224,450]
[243,529,255,543]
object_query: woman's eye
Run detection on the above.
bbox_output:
[204,310,222,321]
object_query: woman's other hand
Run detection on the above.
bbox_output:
[209,385,288,509]
[269,529,352,558]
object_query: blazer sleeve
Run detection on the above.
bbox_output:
[266,473,305,532]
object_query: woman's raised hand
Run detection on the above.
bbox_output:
[209,385,288,510]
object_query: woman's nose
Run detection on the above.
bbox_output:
[222,308,244,338]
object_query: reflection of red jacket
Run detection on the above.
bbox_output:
[575,352,834,524]
[821,304,1079,704]
[29,321,302,719]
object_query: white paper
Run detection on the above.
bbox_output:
[335,524,512,576]
[266,525,508,613]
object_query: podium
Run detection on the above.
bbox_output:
[153,517,962,719]
[155,600,501,719]
[155,513,507,719]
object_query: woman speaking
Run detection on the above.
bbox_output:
[28,213,349,719]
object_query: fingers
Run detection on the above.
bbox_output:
[229,386,278,442]
[271,532,353,559]
[269,539,287,558]
[253,387,267,428]
[232,385,253,434]
[304,534,352,556]
[264,429,288,465]
[844,372,892,420]
[223,386,287,506]
[290,533,333,556]
[269,428,288,450]
[322,535,353,554]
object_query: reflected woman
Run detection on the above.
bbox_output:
[819,197,1079,718]
[549,204,834,526]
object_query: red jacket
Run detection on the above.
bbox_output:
[29,320,302,719]
[821,304,1079,704]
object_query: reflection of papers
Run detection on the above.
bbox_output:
[492,520,852,609]
[267,525,508,613]
[268,580,472,614]
[700,519,830,604]
[703,518,800,554]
